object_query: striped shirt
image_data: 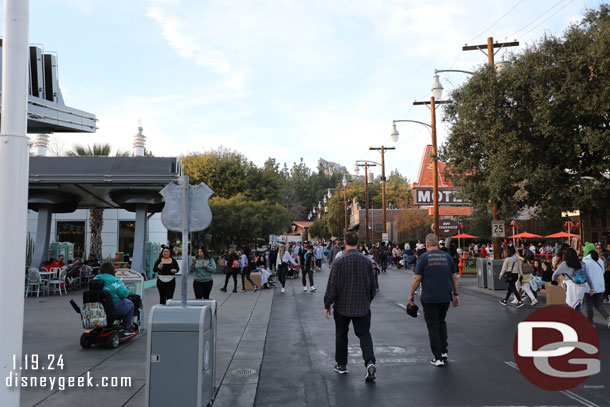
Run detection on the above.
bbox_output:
[324,249,376,317]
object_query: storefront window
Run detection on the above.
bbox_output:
[118,221,135,259]
[56,221,85,259]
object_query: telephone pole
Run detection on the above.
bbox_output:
[463,36,519,257]
[369,146,395,236]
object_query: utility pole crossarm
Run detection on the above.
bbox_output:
[462,40,519,51]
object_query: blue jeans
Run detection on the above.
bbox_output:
[114,299,134,331]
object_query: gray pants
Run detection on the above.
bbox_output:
[584,293,610,322]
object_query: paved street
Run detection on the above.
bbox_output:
[16,264,610,407]
[256,264,610,407]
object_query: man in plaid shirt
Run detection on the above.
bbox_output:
[324,232,377,382]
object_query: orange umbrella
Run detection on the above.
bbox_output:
[545,232,579,238]
[509,232,543,239]
[452,233,478,239]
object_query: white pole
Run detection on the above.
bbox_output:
[181,175,189,307]
[0,0,30,405]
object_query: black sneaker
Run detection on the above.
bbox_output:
[254,285,258,292]
[122,330,136,337]
[499,299,507,306]
[516,301,525,308]
[441,353,448,363]
[232,289,238,293]
[334,364,348,374]
[220,287,227,292]
[365,363,376,382]
[430,359,445,367]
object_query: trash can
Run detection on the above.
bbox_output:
[486,259,507,290]
[166,299,217,399]
[146,305,214,407]
[476,258,488,288]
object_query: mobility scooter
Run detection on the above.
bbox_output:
[70,279,142,349]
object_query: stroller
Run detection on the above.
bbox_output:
[69,279,142,349]
[287,264,300,279]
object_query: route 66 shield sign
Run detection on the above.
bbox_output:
[160,181,214,232]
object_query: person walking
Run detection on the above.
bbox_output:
[408,233,460,367]
[314,243,324,271]
[379,242,389,272]
[329,239,342,265]
[324,232,377,382]
[154,247,179,305]
[239,248,258,292]
[276,244,298,293]
[269,245,278,273]
[220,248,240,293]
[499,246,524,308]
[582,242,610,329]
[302,245,316,292]
[191,247,216,300]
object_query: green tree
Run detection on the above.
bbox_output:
[440,4,610,220]
[206,194,292,244]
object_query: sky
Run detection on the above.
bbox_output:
[3,0,605,182]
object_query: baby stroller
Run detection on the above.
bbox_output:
[69,279,142,349]
[287,264,300,279]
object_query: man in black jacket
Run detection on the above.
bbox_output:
[324,232,377,382]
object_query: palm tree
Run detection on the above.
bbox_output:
[66,143,130,259]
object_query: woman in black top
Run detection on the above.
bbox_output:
[220,248,240,293]
[255,252,267,268]
[153,246,179,305]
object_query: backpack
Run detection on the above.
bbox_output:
[572,268,587,284]
[232,258,240,268]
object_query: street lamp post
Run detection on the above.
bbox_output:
[407,69,474,237]
[355,160,379,244]
[342,175,349,235]
[369,146,395,237]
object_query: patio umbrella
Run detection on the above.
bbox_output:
[452,233,478,239]
[545,232,579,238]
[509,232,543,239]
[451,233,478,250]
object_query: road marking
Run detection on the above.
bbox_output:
[504,361,600,407]
[397,302,407,310]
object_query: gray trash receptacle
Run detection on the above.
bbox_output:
[146,305,214,407]
[166,299,217,399]
[486,259,507,290]
[476,258,488,288]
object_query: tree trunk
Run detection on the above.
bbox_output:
[89,208,104,260]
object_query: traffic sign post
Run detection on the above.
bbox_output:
[492,220,505,238]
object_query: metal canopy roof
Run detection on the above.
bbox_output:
[29,157,182,211]
[0,41,97,133]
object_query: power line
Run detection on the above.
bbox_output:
[520,0,576,38]
[466,0,526,44]
[506,0,570,39]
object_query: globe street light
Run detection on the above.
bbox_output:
[341,175,349,234]
[410,68,474,236]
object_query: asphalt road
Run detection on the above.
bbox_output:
[256,263,610,407]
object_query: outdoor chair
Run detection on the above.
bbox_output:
[79,265,93,288]
[25,267,46,298]
[47,269,68,296]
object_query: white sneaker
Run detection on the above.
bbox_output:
[310,286,316,292]
[511,298,518,304]
[531,299,538,306]
[281,287,285,293]
[303,287,308,291]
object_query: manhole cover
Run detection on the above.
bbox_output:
[232,368,256,376]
